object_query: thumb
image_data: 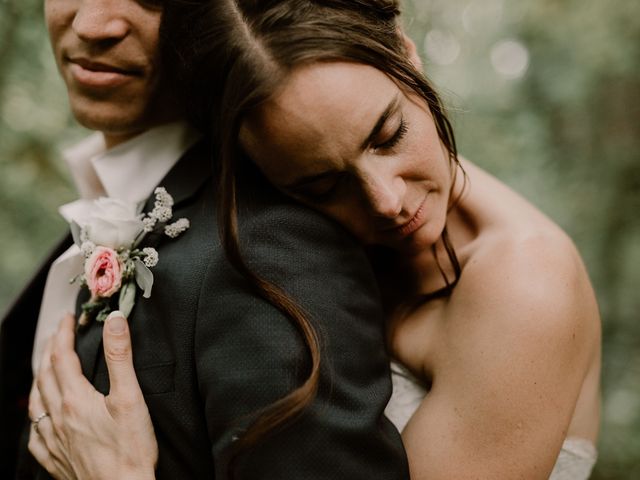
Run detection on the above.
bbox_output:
[103,311,142,403]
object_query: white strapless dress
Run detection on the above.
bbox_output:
[385,361,597,479]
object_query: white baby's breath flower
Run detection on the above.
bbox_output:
[142,247,159,268]
[154,187,174,208]
[164,218,190,238]
[151,205,172,222]
[80,241,96,258]
[142,216,157,232]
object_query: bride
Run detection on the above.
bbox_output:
[29,0,600,478]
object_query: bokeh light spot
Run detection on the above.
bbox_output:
[490,39,530,78]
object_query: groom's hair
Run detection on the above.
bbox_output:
[157,0,215,132]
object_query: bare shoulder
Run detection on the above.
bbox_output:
[448,224,601,374]
[401,226,601,478]
[478,226,595,321]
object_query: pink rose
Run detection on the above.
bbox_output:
[85,246,123,299]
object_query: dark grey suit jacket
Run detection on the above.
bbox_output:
[3,140,409,479]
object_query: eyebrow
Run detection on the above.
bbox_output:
[282,94,401,190]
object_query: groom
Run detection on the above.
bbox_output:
[0,0,408,479]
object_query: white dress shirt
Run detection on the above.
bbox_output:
[31,122,200,372]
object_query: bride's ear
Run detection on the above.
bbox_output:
[400,30,423,70]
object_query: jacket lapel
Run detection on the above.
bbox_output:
[0,233,73,391]
[139,138,213,253]
[1,234,72,326]
[73,138,213,383]
[141,139,213,215]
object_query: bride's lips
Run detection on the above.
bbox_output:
[386,196,428,237]
[67,57,142,88]
[397,202,426,237]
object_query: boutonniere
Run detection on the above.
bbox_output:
[71,187,190,325]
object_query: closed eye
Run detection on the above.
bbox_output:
[373,117,408,151]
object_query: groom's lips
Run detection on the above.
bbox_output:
[67,57,143,89]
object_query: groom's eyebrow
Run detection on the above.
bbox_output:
[360,93,401,150]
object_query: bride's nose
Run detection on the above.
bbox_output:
[360,171,404,218]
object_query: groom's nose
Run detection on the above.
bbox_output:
[72,0,131,43]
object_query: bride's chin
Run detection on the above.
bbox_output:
[403,221,443,252]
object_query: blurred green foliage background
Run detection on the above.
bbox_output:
[1,0,638,477]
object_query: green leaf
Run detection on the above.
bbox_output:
[96,306,112,323]
[134,258,154,298]
[118,281,137,318]
[80,297,110,324]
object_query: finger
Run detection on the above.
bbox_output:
[36,338,62,419]
[29,428,76,480]
[103,311,143,404]
[28,426,60,478]
[29,383,58,452]
[29,383,71,476]
[32,412,59,457]
[51,314,87,393]
[28,380,47,429]
[34,339,73,467]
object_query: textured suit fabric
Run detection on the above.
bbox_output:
[5,140,409,479]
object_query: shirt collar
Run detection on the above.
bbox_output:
[59,122,200,223]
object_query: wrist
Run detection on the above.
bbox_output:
[122,469,155,480]
[78,468,155,480]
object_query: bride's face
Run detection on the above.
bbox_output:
[240,61,453,254]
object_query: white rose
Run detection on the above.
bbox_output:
[81,197,144,249]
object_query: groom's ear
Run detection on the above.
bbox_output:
[399,30,422,71]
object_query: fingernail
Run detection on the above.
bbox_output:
[106,311,126,333]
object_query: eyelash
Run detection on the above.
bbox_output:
[292,118,408,203]
[374,118,408,151]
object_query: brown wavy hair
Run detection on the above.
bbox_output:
[175,0,463,472]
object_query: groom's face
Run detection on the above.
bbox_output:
[45,0,175,147]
